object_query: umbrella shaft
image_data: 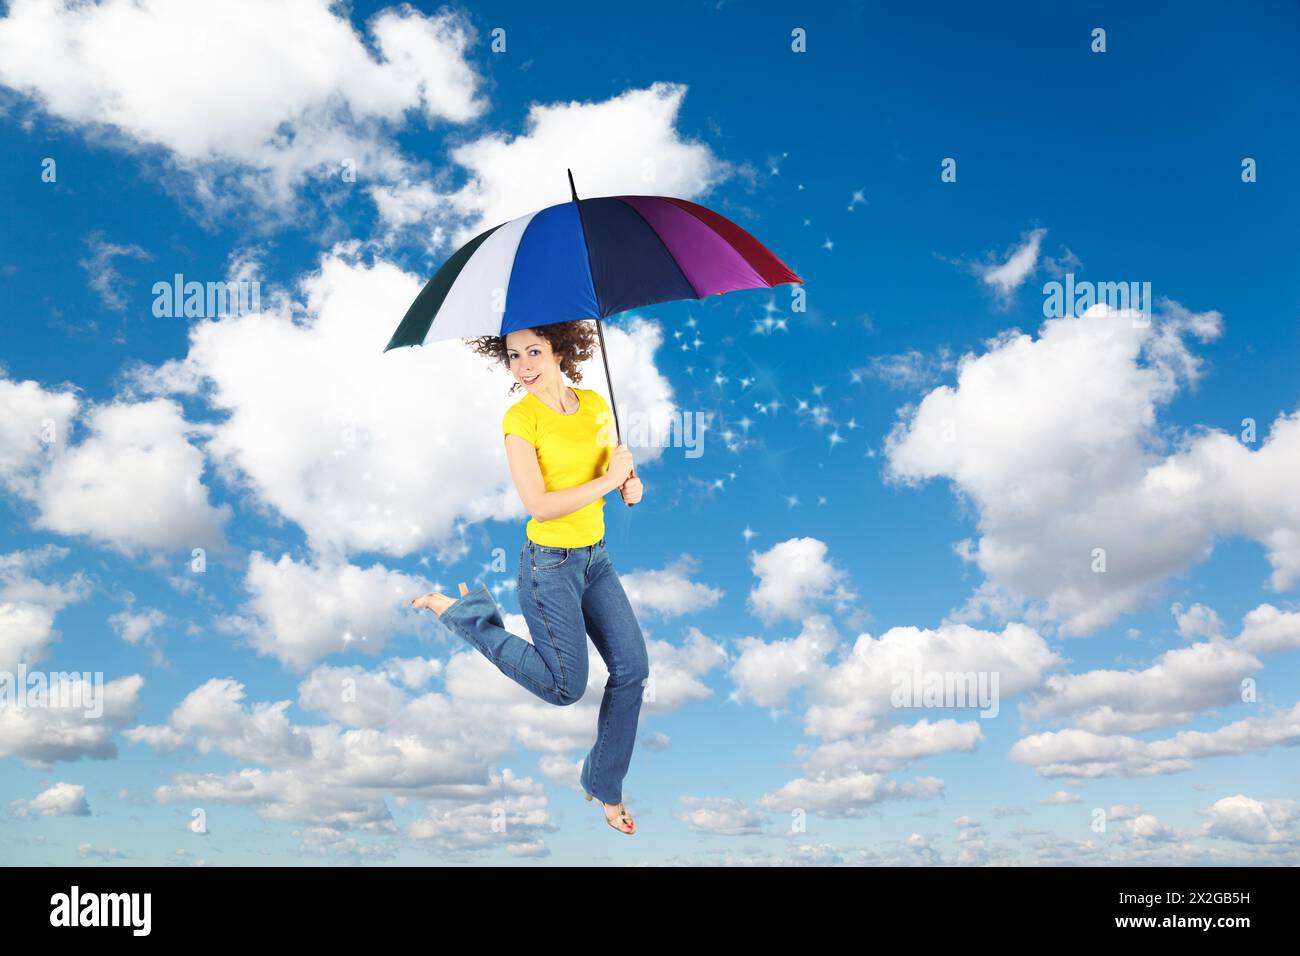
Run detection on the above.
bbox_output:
[595,318,622,449]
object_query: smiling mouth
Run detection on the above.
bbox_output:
[521,373,539,385]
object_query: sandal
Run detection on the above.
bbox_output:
[585,791,635,835]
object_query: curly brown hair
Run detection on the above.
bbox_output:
[463,320,601,395]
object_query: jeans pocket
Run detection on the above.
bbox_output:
[532,545,569,572]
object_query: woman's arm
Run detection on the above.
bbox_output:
[505,434,621,523]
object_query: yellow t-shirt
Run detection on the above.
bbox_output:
[502,387,615,547]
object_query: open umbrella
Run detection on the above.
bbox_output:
[384,170,803,495]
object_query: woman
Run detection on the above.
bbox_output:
[410,321,649,835]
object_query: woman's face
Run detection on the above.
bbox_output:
[504,329,561,393]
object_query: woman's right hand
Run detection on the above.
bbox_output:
[605,444,635,488]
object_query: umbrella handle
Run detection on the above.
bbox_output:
[621,463,638,507]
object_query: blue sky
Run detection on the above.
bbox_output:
[1,0,1298,865]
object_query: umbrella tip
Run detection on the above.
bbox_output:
[567,168,579,203]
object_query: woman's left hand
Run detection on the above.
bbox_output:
[619,473,643,506]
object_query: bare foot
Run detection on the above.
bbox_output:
[411,591,455,617]
[411,582,469,618]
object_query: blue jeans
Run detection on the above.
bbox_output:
[438,536,649,805]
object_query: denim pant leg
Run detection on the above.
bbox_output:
[578,546,650,805]
[514,542,590,705]
[438,546,588,705]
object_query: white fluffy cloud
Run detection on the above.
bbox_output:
[756,771,945,818]
[1233,604,1300,655]
[674,796,767,835]
[1022,601,1300,734]
[798,719,984,776]
[726,537,1061,818]
[0,377,231,561]
[0,602,58,674]
[748,537,857,623]
[1006,600,1300,783]
[886,301,1300,634]
[981,228,1046,300]
[217,552,431,672]
[0,674,144,768]
[1010,702,1300,779]
[370,81,734,250]
[130,671,513,838]
[0,546,91,671]
[109,607,166,646]
[79,231,153,318]
[640,629,729,712]
[729,615,1057,740]
[0,0,487,221]
[728,614,839,709]
[1127,813,1178,841]
[1200,794,1300,845]
[756,616,1055,815]
[1174,602,1224,641]
[618,554,723,619]
[9,781,90,818]
[1021,641,1261,735]
[1040,790,1083,805]
[0,374,78,500]
[405,769,552,852]
[31,398,233,560]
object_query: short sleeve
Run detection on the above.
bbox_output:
[502,402,537,448]
[585,389,612,423]
[588,389,614,424]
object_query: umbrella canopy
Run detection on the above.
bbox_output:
[384,175,802,351]
[384,171,802,504]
